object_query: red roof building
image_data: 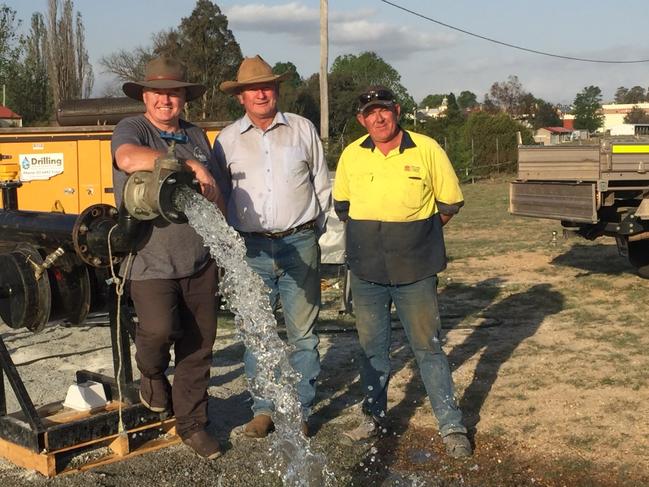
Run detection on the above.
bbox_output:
[0,105,22,127]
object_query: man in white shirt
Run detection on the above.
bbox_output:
[214,55,331,438]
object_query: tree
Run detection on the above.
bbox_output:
[613,85,647,104]
[462,111,533,175]
[154,0,242,120]
[272,61,304,116]
[444,92,463,125]
[533,99,561,129]
[625,86,646,104]
[0,4,20,73]
[0,4,21,105]
[457,90,478,110]
[487,75,528,117]
[572,85,604,133]
[419,94,445,108]
[273,61,300,88]
[419,92,466,169]
[100,46,156,93]
[327,71,361,140]
[74,10,92,98]
[614,86,629,104]
[45,0,93,108]
[10,13,53,124]
[624,106,649,124]
[330,51,415,115]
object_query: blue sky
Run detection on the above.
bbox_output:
[8,0,649,105]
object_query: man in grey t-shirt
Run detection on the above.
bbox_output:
[111,56,227,460]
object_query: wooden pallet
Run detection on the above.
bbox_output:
[0,401,180,477]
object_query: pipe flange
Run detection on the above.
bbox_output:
[157,171,200,224]
[73,204,121,267]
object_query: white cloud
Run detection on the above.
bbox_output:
[225,3,318,34]
[225,2,457,60]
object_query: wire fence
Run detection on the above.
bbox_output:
[325,132,521,184]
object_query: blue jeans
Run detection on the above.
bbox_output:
[242,229,321,419]
[350,272,467,437]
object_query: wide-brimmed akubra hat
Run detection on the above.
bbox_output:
[220,55,289,94]
[122,56,207,102]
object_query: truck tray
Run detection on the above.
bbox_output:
[509,181,597,222]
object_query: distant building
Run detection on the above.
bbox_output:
[415,96,448,120]
[534,126,574,145]
[601,102,649,132]
[609,124,649,136]
[562,114,575,130]
[0,106,22,127]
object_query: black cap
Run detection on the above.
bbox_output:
[358,85,396,113]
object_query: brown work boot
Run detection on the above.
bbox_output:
[243,414,274,438]
[341,414,383,445]
[182,430,222,460]
[301,421,309,437]
[139,376,171,413]
[442,432,473,459]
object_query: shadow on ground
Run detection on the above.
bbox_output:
[551,242,634,276]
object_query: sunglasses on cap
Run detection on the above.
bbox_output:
[358,89,395,106]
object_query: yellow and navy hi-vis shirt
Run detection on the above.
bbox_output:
[333,129,464,285]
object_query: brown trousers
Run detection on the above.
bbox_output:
[129,260,218,438]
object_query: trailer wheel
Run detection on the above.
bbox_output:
[627,239,649,279]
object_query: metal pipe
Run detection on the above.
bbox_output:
[0,209,78,251]
[57,97,144,127]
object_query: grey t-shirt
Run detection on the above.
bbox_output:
[111,115,219,280]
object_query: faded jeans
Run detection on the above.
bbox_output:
[350,272,467,437]
[242,229,321,419]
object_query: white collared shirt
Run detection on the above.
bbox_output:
[214,111,332,233]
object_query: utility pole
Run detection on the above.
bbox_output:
[319,0,329,142]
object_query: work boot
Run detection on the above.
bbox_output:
[243,414,275,438]
[139,376,171,413]
[182,430,222,460]
[301,421,309,437]
[341,415,380,445]
[442,432,473,459]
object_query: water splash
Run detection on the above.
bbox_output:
[175,188,333,486]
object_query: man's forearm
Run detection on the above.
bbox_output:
[115,144,163,173]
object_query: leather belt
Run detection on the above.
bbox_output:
[241,220,316,239]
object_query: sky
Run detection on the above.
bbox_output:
[7,0,649,106]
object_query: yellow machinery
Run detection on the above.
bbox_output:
[0,122,225,214]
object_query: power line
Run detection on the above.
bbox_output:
[380,0,649,64]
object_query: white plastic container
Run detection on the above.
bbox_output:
[62,380,108,411]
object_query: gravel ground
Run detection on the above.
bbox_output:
[0,277,469,487]
[2,267,646,487]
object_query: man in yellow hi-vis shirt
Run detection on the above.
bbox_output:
[333,86,471,459]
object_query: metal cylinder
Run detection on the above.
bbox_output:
[122,143,200,223]
[56,97,144,126]
[0,209,79,251]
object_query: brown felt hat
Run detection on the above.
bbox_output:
[122,56,206,102]
[220,55,289,94]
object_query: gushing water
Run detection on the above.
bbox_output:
[175,188,334,486]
